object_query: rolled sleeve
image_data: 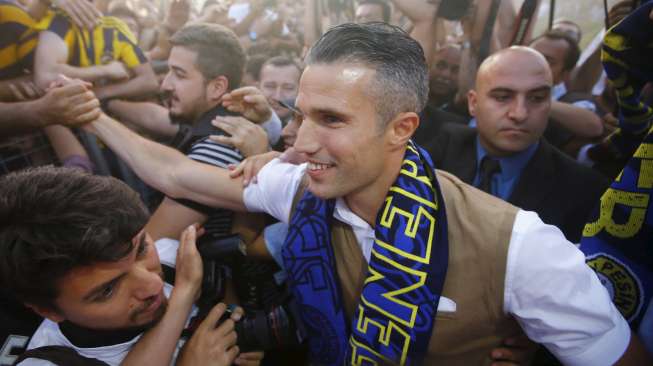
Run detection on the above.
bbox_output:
[505,210,631,366]
[242,158,306,222]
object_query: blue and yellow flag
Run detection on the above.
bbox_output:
[581,2,653,350]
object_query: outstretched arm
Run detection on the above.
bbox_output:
[0,79,99,136]
[34,31,129,88]
[550,101,604,139]
[94,62,159,101]
[85,113,247,211]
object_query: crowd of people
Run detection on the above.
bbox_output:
[1,0,653,365]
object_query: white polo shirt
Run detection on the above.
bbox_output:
[243,158,631,366]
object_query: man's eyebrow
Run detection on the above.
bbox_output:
[488,87,516,94]
[527,86,552,94]
[312,107,347,117]
[82,232,143,302]
[83,273,127,302]
[170,65,186,74]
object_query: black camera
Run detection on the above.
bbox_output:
[217,300,306,352]
[194,233,305,352]
[436,0,474,20]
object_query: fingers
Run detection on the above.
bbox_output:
[55,83,89,99]
[13,82,43,100]
[228,161,246,179]
[234,351,264,366]
[502,335,531,348]
[230,306,244,322]
[209,135,236,148]
[198,303,228,333]
[212,116,243,135]
[242,158,257,186]
[228,86,260,98]
[243,93,267,107]
[224,345,240,364]
[63,2,87,30]
[215,317,235,337]
[280,147,308,164]
[75,0,102,30]
[491,348,518,361]
[71,106,102,126]
[66,94,100,120]
[179,224,198,261]
[9,84,27,101]
[65,89,97,107]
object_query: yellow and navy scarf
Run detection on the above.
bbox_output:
[282,143,448,365]
[582,1,653,330]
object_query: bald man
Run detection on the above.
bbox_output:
[425,46,608,243]
[428,44,462,109]
[413,44,469,146]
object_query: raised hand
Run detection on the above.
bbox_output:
[52,0,102,30]
[210,116,270,158]
[221,87,273,125]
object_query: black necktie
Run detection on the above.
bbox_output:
[477,156,501,194]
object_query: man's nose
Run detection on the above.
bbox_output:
[293,119,319,155]
[160,73,173,92]
[508,97,528,122]
[132,267,164,300]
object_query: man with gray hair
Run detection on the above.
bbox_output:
[76,22,650,365]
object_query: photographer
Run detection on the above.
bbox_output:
[0,166,262,366]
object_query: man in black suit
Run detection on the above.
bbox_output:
[424,46,608,243]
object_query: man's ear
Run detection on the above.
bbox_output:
[206,75,229,103]
[387,112,419,148]
[468,90,478,117]
[26,303,65,323]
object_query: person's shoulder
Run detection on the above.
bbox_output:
[544,141,608,188]
[0,0,35,26]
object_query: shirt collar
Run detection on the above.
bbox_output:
[475,137,539,181]
[552,83,567,101]
[334,197,373,231]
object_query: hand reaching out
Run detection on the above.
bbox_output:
[210,116,270,158]
[52,0,102,30]
[222,87,273,125]
[176,303,240,366]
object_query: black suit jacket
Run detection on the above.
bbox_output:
[423,124,609,242]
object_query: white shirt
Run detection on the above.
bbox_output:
[243,158,631,366]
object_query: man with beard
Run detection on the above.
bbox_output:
[99,24,287,359]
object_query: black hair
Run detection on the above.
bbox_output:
[530,30,581,72]
[306,22,428,124]
[0,167,149,310]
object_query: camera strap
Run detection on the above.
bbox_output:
[13,346,109,366]
[549,0,556,30]
[509,0,538,46]
[478,0,502,62]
